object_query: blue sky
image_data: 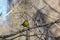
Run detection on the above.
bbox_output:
[0,0,8,16]
[0,0,8,24]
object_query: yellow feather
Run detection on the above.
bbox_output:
[22,20,29,27]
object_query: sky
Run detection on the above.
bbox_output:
[0,0,8,24]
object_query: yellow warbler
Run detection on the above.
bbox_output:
[22,20,29,27]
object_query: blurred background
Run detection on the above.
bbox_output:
[0,0,60,40]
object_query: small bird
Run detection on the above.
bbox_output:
[22,20,29,27]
